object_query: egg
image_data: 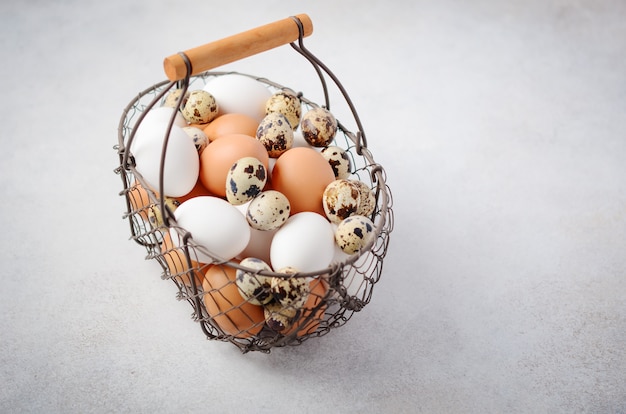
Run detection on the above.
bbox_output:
[225,157,267,205]
[301,107,338,147]
[270,267,310,308]
[147,197,180,228]
[128,180,154,220]
[265,90,302,130]
[182,126,209,154]
[203,74,272,122]
[140,106,187,129]
[233,201,277,263]
[203,113,259,142]
[132,122,199,198]
[285,277,329,337]
[199,133,269,197]
[162,88,188,109]
[202,262,265,338]
[270,212,335,272]
[352,179,376,216]
[270,147,335,216]
[160,231,204,288]
[264,301,298,334]
[235,257,273,305]
[172,196,250,263]
[334,215,376,255]
[322,179,361,224]
[321,146,351,179]
[180,90,218,124]
[256,112,294,158]
[174,177,213,204]
[246,190,291,231]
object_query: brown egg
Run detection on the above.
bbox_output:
[160,231,204,288]
[203,113,259,142]
[202,262,265,338]
[199,134,269,198]
[285,277,329,337]
[271,147,335,216]
[128,180,156,220]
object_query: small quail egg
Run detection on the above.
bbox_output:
[147,197,180,228]
[265,90,302,130]
[301,107,337,147]
[236,257,273,305]
[264,301,299,333]
[256,112,294,158]
[352,179,376,216]
[321,146,351,179]
[182,126,209,154]
[322,179,361,224]
[162,88,188,108]
[270,267,310,308]
[246,190,291,231]
[226,157,267,205]
[335,215,375,254]
[181,89,219,124]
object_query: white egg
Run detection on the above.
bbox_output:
[270,212,335,273]
[233,201,276,263]
[132,122,199,197]
[141,106,187,129]
[172,196,250,263]
[203,74,272,122]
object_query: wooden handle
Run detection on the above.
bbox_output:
[163,14,313,81]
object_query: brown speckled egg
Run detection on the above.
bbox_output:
[182,126,209,154]
[256,112,294,158]
[264,301,298,333]
[352,180,376,217]
[270,267,310,308]
[321,146,351,179]
[181,90,218,124]
[265,90,301,130]
[246,190,290,231]
[335,215,375,255]
[301,107,337,147]
[226,157,267,205]
[162,88,188,108]
[147,197,180,228]
[322,179,361,224]
[236,257,273,305]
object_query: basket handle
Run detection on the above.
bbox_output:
[163,14,313,81]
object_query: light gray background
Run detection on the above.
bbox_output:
[1,1,625,413]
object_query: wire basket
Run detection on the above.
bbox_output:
[114,14,393,353]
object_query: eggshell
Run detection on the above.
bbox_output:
[271,266,310,308]
[182,126,209,154]
[322,179,361,224]
[146,197,180,228]
[270,147,335,216]
[246,190,291,231]
[128,180,154,220]
[160,231,204,288]
[264,301,298,333]
[233,202,276,263]
[265,90,302,130]
[321,146,351,179]
[140,106,187,129]
[270,212,335,272]
[285,277,329,337]
[181,89,218,124]
[203,113,259,142]
[172,196,250,263]
[334,215,376,255]
[202,262,265,338]
[162,88,188,109]
[203,74,272,122]
[256,112,294,158]
[132,122,199,198]
[174,177,213,204]
[199,134,269,198]
[352,179,376,216]
[301,107,338,147]
[225,157,267,205]
[235,257,273,305]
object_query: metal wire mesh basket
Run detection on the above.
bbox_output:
[114,14,393,353]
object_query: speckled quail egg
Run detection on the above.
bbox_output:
[235,257,274,305]
[181,89,219,124]
[352,179,376,216]
[162,88,188,109]
[321,146,351,179]
[270,267,310,308]
[265,90,302,130]
[147,197,180,228]
[335,215,376,255]
[322,179,361,224]
[246,190,291,231]
[226,157,267,205]
[301,107,338,147]
[256,112,294,158]
[182,126,209,154]
[264,301,299,334]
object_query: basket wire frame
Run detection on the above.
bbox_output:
[114,17,394,353]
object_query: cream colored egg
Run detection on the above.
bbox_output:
[256,112,294,158]
[270,267,310,309]
[301,107,337,147]
[181,90,218,124]
[264,301,298,333]
[322,179,361,224]
[235,257,273,305]
[225,157,267,205]
[352,179,376,216]
[162,88,189,108]
[265,90,301,130]
[321,146,351,179]
[182,126,209,154]
[246,190,291,231]
[334,215,375,255]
